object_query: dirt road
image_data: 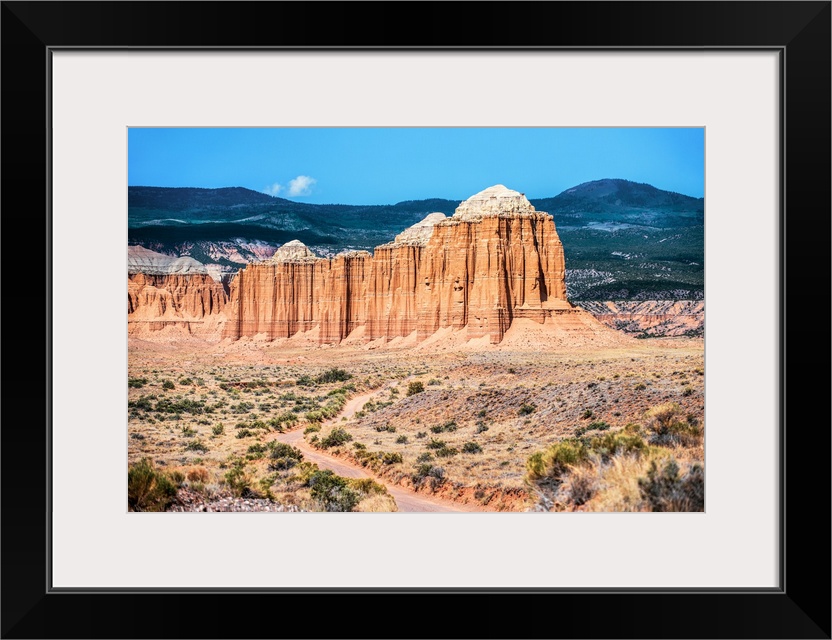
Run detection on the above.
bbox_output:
[273,390,480,513]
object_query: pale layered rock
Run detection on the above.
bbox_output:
[128,245,208,275]
[577,300,704,337]
[451,185,537,221]
[388,212,447,246]
[266,239,318,263]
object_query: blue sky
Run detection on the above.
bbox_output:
[128,128,704,204]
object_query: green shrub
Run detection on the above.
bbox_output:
[128,377,148,388]
[268,442,303,460]
[184,439,209,453]
[407,381,425,396]
[412,463,445,482]
[315,368,352,384]
[587,432,646,460]
[128,395,155,412]
[426,438,446,450]
[223,466,251,497]
[212,423,225,436]
[639,459,705,511]
[435,446,459,458]
[381,452,403,465]
[634,382,647,391]
[623,423,643,435]
[644,403,703,446]
[525,439,589,482]
[127,458,177,511]
[329,383,356,395]
[268,457,298,471]
[395,435,409,444]
[319,428,353,449]
[269,412,298,431]
[266,443,303,471]
[349,477,387,496]
[462,441,482,454]
[427,379,441,386]
[231,401,255,414]
[235,428,253,439]
[581,409,593,419]
[307,470,360,512]
[519,403,537,416]
[475,421,489,434]
[430,421,457,434]
[575,421,611,437]
[155,397,206,415]
[162,380,175,391]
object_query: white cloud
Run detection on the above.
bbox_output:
[263,183,282,196]
[287,175,316,197]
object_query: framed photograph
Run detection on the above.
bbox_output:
[124,124,708,518]
[3,2,829,638]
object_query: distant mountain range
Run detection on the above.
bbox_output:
[128,179,704,300]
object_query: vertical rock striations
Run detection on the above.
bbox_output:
[128,246,228,336]
[221,185,574,344]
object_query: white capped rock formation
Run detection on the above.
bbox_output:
[129,185,626,346]
[452,184,537,221]
[223,185,572,344]
[266,240,318,263]
[128,245,208,276]
[389,212,447,246]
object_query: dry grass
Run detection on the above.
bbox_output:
[355,494,398,512]
[128,336,704,511]
[525,406,704,512]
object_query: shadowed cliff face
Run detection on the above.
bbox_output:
[127,272,228,336]
[221,185,572,345]
[127,246,229,336]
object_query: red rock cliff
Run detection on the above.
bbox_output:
[128,246,228,336]
[223,185,572,344]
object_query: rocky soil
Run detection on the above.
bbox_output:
[168,488,303,512]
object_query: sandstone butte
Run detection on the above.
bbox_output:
[128,185,611,345]
[128,245,228,334]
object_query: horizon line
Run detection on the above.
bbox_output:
[127,178,704,205]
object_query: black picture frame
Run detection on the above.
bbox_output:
[2,2,829,638]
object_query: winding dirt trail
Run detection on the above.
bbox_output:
[273,390,480,513]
